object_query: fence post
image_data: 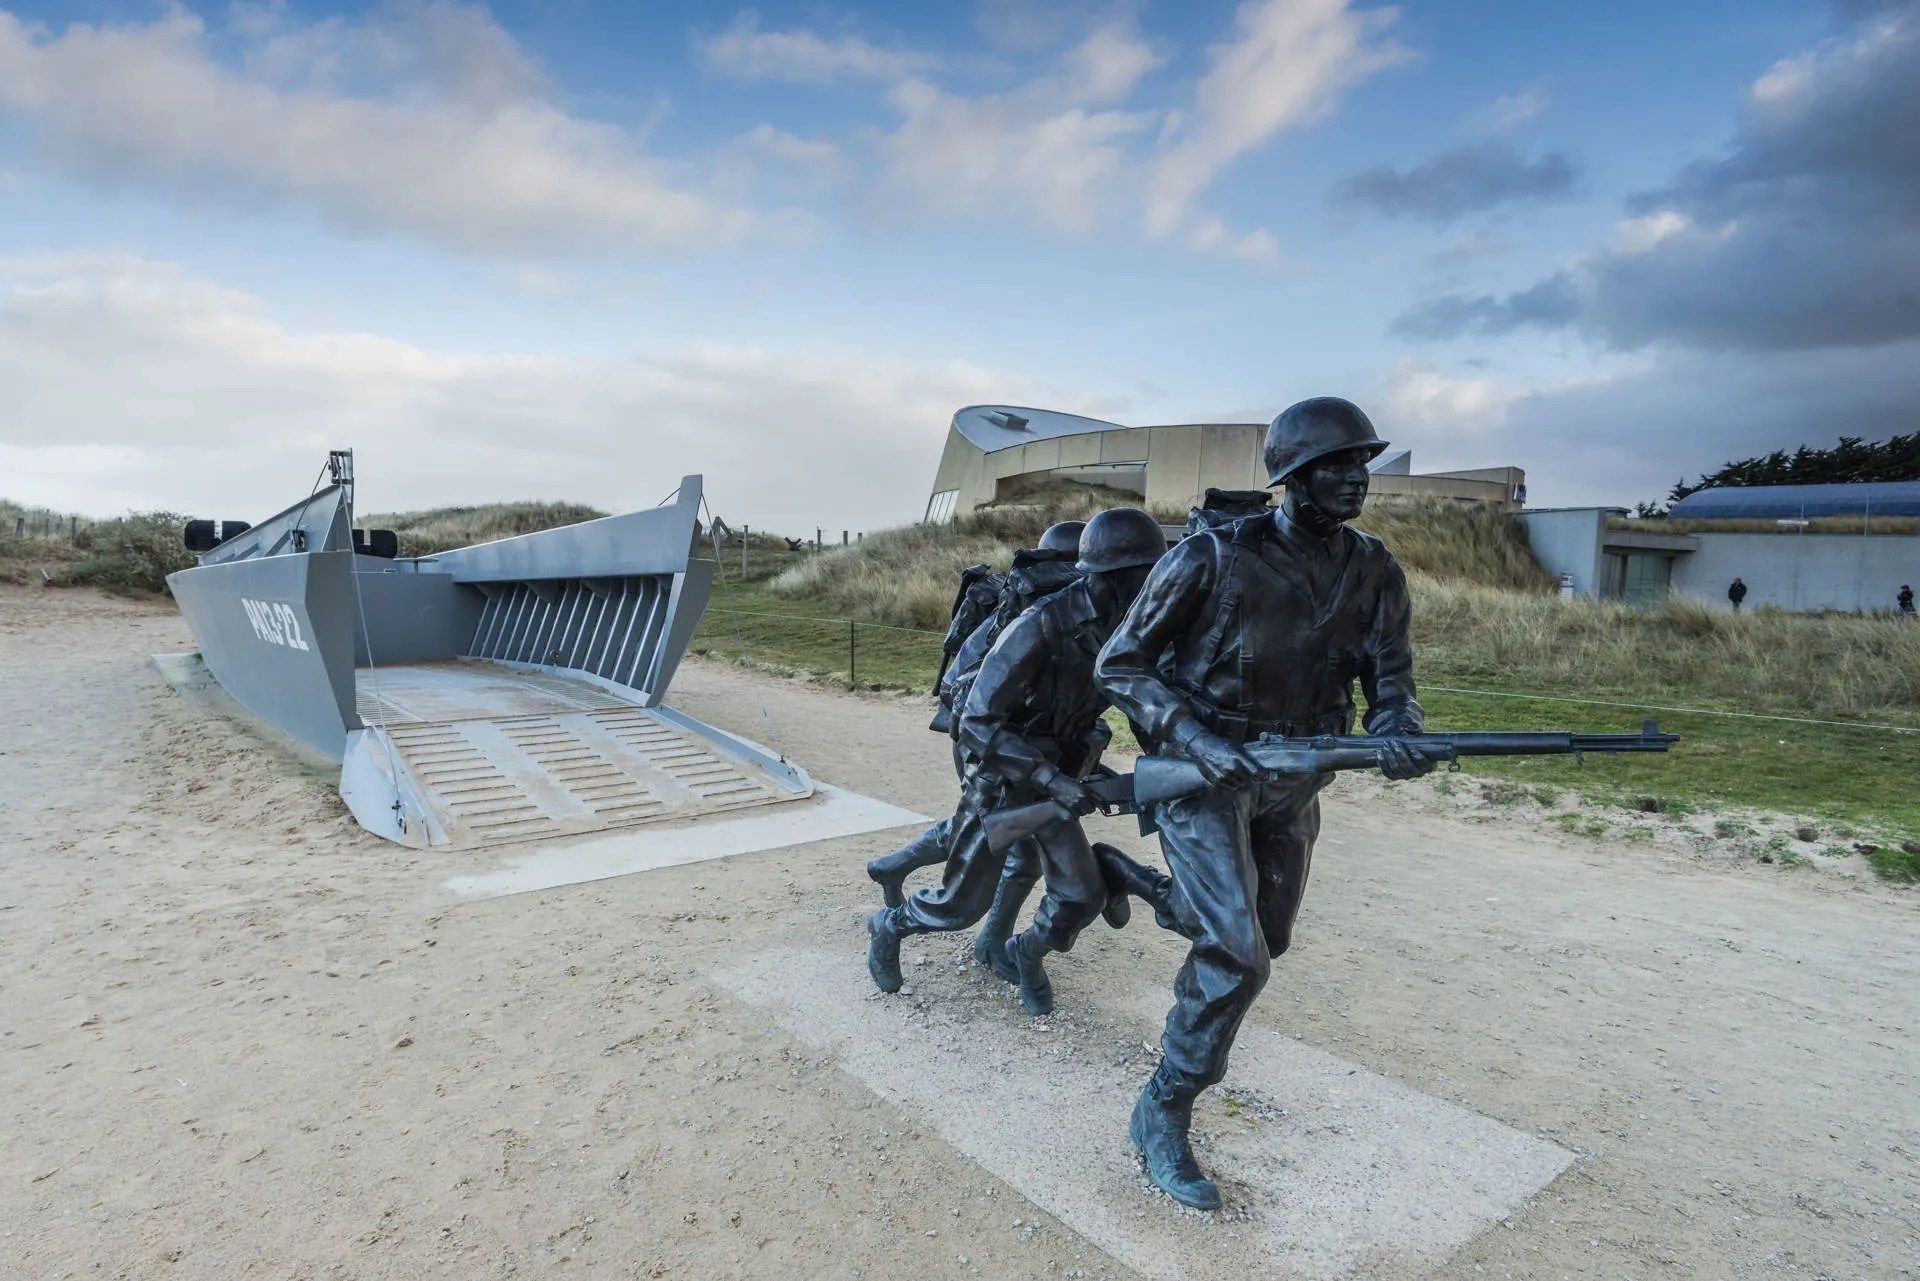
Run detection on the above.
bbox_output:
[11,517,21,538]
[848,619,857,689]
[69,516,77,543]
[741,524,748,577]
[842,530,848,546]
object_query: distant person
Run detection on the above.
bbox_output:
[1728,577,1748,613]
[1900,584,1915,617]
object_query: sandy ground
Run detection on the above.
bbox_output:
[3,583,1918,1280]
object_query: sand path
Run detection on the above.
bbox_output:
[2,585,1916,1279]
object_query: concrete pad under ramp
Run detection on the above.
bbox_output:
[714,946,1574,1280]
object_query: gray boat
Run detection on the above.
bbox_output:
[164,451,812,848]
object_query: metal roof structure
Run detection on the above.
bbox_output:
[950,404,1278,455]
[950,405,1131,453]
[1667,481,1920,519]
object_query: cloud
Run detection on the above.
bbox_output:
[1394,6,1920,350]
[1332,142,1577,222]
[1467,86,1549,133]
[1183,217,1284,266]
[0,5,776,257]
[1146,0,1411,239]
[1487,341,1920,507]
[866,22,1162,235]
[1376,357,1522,434]
[0,254,1110,531]
[697,12,932,83]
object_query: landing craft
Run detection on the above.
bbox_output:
[163,450,813,848]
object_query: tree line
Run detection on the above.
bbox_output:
[1637,432,1920,516]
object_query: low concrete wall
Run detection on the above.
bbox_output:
[1671,532,1920,613]
[1518,509,1605,597]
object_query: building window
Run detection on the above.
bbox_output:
[924,489,959,523]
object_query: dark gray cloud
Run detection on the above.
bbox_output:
[1480,340,1920,508]
[1391,275,1580,340]
[1332,143,1577,222]
[1394,6,1920,351]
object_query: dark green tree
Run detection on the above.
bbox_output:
[1670,432,1920,502]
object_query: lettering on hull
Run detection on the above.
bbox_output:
[241,597,311,651]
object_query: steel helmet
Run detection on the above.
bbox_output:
[1036,520,1086,555]
[1264,397,1389,486]
[1074,508,1167,573]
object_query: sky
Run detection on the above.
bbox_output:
[1,0,1915,532]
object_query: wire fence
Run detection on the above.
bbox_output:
[689,605,1920,736]
[4,511,91,543]
[694,606,948,693]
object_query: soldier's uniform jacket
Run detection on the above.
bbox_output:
[941,548,1082,716]
[957,578,1121,788]
[1097,509,1422,749]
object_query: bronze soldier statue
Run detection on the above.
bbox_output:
[867,508,1168,1014]
[865,520,1087,968]
[1095,397,1436,1210]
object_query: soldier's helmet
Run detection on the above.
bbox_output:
[1074,508,1168,574]
[1036,520,1086,555]
[1264,397,1389,486]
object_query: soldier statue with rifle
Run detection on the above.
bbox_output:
[866,507,1170,1015]
[1085,396,1668,1210]
[865,520,1087,967]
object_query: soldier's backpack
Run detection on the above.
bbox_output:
[933,549,1082,733]
[933,564,1004,695]
[1185,487,1273,535]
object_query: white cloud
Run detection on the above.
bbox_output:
[0,6,775,257]
[1468,85,1549,133]
[1184,217,1283,266]
[1377,357,1520,434]
[0,255,1111,532]
[698,11,933,83]
[870,23,1162,234]
[1147,0,1411,239]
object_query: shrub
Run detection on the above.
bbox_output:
[66,512,196,595]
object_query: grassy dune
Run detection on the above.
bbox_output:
[694,495,1920,846]
[360,502,610,558]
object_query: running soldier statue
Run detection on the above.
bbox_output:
[1095,397,1436,1210]
[867,507,1168,1015]
[866,520,1086,967]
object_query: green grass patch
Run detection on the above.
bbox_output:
[1865,845,1920,883]
[1412,689,1920,837]
[690,548,1920,837]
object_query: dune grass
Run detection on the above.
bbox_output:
[693,494,1920,846]
[360,501,610,558]
[1,501,195,594]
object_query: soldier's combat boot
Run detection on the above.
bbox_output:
[1003,929,1054,1016]
[972,855,1038,982]
[1095,843,1179,932]
[866,908,905,993]
[1096,843,1131,929]
[1129,1063,1222,1211]
[866,821,949,908]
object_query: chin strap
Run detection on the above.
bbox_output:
[1284,492,1344,539]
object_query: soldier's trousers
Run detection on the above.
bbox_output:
[876,816,1041,894]
[1154,772,1331,1090]
[896,770,1100,945]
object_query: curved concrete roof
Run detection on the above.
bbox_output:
[950,404,1134,454]
[1668,481,1920,519]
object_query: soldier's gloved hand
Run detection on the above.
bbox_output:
[1043,771,1098,816]
[1183,730,1261,790]
[1375,735,1435,781]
